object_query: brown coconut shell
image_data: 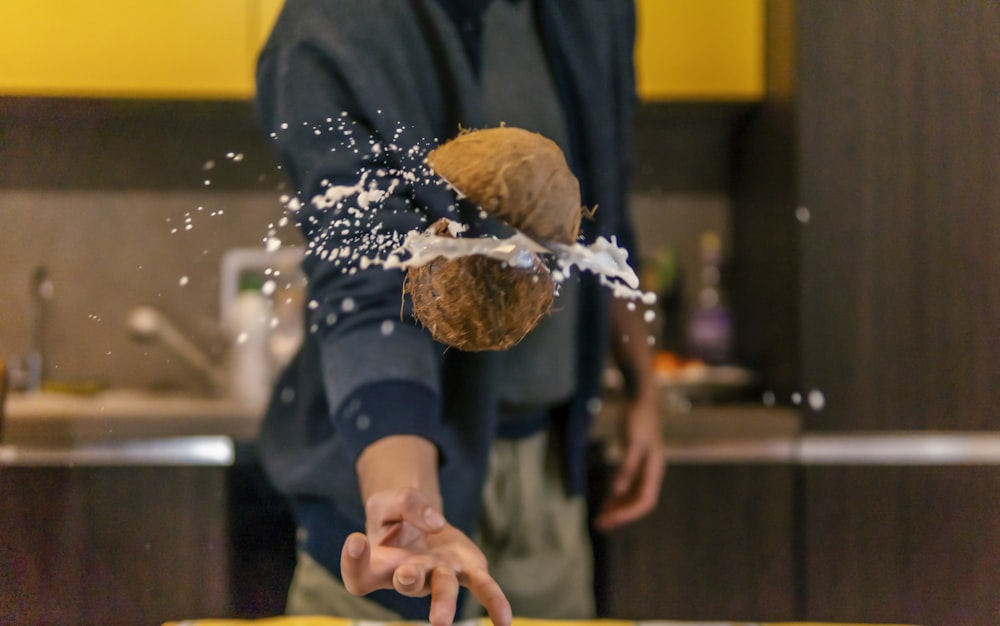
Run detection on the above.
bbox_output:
[426,127,582,245]
[404,221,555,351]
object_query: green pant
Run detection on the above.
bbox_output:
[286,429,596,620]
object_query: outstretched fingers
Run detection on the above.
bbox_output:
[392,554,436,596]
[340,532,398,595]
[463,566,512,626]
[392,557,511,626]
[428,565,461,626]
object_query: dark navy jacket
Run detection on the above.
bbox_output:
[255,0,638,617]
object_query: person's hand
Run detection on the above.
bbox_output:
[341,487,512,626]
[594,395,666,531]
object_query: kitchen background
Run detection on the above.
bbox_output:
[2,1,1000,626]
[0,98,736,395]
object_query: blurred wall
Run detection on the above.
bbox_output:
[0,99,297,392]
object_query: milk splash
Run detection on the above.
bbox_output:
[383,221,656,304]
[260,112,655,304]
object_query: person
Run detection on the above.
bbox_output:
[254,1,666,625]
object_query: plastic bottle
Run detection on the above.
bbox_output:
[227,276,273,411]
[687,230,734,364]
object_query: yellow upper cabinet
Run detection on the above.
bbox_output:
[635,0,764,101]
[0,0,762,101]
[0,0,262,99]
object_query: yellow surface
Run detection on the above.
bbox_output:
[0,0,257,99]
[1,0,762,101]
[252,0,286,51]
[162,618,917,626]
[635,0,765,100]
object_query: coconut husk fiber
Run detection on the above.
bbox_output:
[404,220,555,352]
[426,126,582,244]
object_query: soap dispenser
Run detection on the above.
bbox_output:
[227,275,273,411]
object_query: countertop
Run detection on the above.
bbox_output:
[7,389,998,468]
[0,387,804,467]
[3,389,259,444]
[0,390,257,465]
[4,388,800,446]
[595,394,802,464]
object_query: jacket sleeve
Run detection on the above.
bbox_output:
[255,23,449,464]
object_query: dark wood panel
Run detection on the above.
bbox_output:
[593,463,797,622]
[0,466,231,625]
[804,466,1000,626]
[731,0,799,400]
[227,443,297,618]
[631,102,754,195]
[0,98,281,190]
[797,1,1000,429]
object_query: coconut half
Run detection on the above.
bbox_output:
[403,219,554,351]
[426,126,582,245]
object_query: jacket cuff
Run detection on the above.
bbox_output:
[333,380,443,461]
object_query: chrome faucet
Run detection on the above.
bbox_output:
[126,305,230,397]
[25,266,53,392]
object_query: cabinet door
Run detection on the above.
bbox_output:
[0,466,230,624]
[0,1,256,98]
[593,463,797,621]
[804,466,1000,624]
[635,0,765,101]
[797,1,1000,430]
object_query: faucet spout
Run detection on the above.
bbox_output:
[127,306,229,396]
[26,266,53,392]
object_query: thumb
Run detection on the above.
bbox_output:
[409,503,447,532]
[613,441,643,496]
[386,488,447,533]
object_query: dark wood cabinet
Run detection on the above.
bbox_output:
[0,465,232,625]
[593,462,798,622]
[803,466,1000,625]
[0,447,295,625]
[728,2,1000,625]
[795,0,1000,432]
[736,2,1000,429]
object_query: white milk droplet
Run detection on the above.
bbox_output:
[380,320,395,336]
[807,389,826,411]
[762,390,776,407]
[178,276,189,286]
[341,298,356,312]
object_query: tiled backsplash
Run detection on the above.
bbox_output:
[0,189,727,394]
[0,189,300,392]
